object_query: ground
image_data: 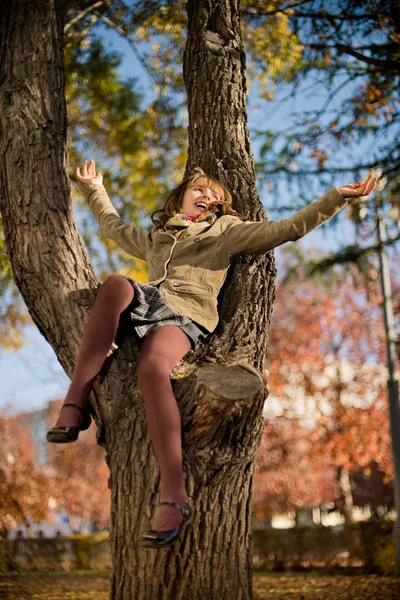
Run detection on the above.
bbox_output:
[0,571,398,599]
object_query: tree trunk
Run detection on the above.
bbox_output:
[338,466,355,524]
[184,1,276,370]
[332,359,354,524]
[0,1,276,598]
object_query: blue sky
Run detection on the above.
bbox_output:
[0,22,375,416]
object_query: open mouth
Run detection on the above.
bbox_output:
[195,202,207,210]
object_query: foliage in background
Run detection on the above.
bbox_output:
[0,401,110,537]
[254,245,395,521]
[250,0,400,199]
[0,412,50,536]
[253,418,338,520]
[46,400,110,534]
[0,215,33,349]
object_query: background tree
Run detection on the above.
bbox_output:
[253,247,395,523]
[253,418,337,524]
[248,0,400,284]
[0,1,277,598]
[253,401,394,525]
[0,412,51,538]
[46,399,110,534]
[351,460,394,518]
[250,0,400,192]
[0,403,110,537]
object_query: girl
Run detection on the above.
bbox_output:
[46,160,377,548]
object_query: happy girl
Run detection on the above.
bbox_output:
[47,160,377,548]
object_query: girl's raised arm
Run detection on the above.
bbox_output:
[222,176,377,257]
[73,160,151,261]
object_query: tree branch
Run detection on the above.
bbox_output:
[286,11,373,21]
[335,43,400,70]
[92,10,164,91]
[241,5,379,21]
[64,1,110,34]
[257,162,400,177]
[314,75,355,119]
[300,234,400,276]
[241,0,313,18]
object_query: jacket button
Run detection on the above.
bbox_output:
[195,236,201,242]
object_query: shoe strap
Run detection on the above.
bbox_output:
[61,403,83,414]
[159,501,190,518]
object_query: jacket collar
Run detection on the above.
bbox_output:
[152,219,214,242]
[175,220,213,239]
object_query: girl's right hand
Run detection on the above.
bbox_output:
[76,160,103,185]
[337,174,377,200]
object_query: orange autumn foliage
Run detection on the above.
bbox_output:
[45,399,110,533]
[254,256,396,520]
[0,400,110,535]
[0,411,50,534]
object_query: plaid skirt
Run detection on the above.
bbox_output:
[113,277,210,350]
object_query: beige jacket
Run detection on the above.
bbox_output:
[76,181,348,332]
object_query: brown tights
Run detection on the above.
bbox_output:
[54,274,192,531]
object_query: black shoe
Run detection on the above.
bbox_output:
[139,501,193,549]
[46,403,91,444]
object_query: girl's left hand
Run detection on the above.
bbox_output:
[337,174,378,201]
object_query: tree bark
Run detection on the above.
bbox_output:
[332,360,355,524]
[0,1,276,598]
[184,1,276,370]
[338,466,355,524]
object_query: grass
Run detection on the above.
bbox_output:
[0,570,399,599]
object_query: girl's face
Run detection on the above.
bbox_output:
[180,180,222,216]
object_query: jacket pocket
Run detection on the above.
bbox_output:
[165,279,213,296]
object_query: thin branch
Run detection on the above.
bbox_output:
[305,234,400,275]
[314,75,355,119]
[92,10,164,91]
[64,1,109,34]
[304,42,399,71]
[241,5,386,23]
[241,0,313,18]
[335,44,400,70]
[281,12,374,21]
[257,162,400,177]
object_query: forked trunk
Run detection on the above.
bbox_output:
[0,1,276,598]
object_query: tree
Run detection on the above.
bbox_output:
[253,419,337,524]
[0,5,187,349]
[251,0,400,191]
[0,411,51,537]
[248,0,400,280]
[2,1,399,348]
[0,402,110,537]
[0,1,272,598]
[46,400,110,534]
[0,0,302,348]
[256,248,394,523]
